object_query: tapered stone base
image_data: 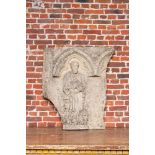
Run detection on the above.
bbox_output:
[63,125,89,130]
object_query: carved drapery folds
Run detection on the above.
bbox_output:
[43,47,114,130]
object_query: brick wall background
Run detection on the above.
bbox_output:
[26,0,129,128]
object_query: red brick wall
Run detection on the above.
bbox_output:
[26,0,129,128]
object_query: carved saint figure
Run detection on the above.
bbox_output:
[63,61,86,115]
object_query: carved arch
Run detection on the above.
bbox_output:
[97,48,114,76]
[52,48,95,76]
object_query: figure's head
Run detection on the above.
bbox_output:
[70,61,79,74]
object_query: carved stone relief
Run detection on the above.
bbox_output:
[43,47,114,130]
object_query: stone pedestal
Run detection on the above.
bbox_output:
[43,47,114,130]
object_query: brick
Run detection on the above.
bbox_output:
[39,112,48,116]
[109,106,127,111]
[115,101,124,105]
[50,14,62,18]
[97,36,104,40]
[26,19,36,23]
[72,14,80,19]
[105,9,123,14]
[125,112,129,116]
[53,4,62,8]
[74,19,92,24]
[104,116,120,122]
[118,15,126,19]
[100,15,107,19]
[90,15,99,19]
[85,10,103,14]
[63,4,71,8]
[117,74,129,78]
[45,29,63,33]
[27,29,44,34]
[90,41,108,45]
[34,40,52,44]
[91,4,99,9]
[59,0,73,2]
[105,123,115,128]
[108,15,116,19]
[41,101,48,106]
[65,30,82,34]
[70,25,78,29]
[26,40,33,44]
[93,20,111,24]
[107,95,116,100]
[106,112,114,116]
[113,0,129,3]
[113,90,120,95]
[116,123,125,127]
[109,41,126,45]
[95,0,111,2]
[26,73,42,78]
[49,112,57,116]
[40,14,48,18]
[109,4,118,9]
[108,62,125,67]
[29,35,37,39]
[33,84,42,89]
[120,79,128,84]
[28,123,37,127]
[54,40,70,45]
[67,35,77,39]
[77,35,86,40]
[38,122,47,127]
[47,122,55,127]
[57,35,66,39]
[67,9,84,14]
[100,4,108,8]
[81,4,89,8]
[26,90,33,95]
[28,8,45,13]
[98,25,106,29]
[60,24,69,29]
[72,40,89,45]
[112,20,129,25]
[38,19,54,23]
[47,9,66,13]
[122,117,129,122]
[117,96,129,100]
[115,112,123,116]
[36,106,54,111]
[34,90,42,95]
[27,117,42,122]
[43,117,61,121]
[107,85,124,89]
[32,101,40,106]
[121,30,129,35]
[118,4,127,9]
[29,112,37,116]
[26,95,36,100]
[55,19,73,24]
[72,4,80,8]
[79,25,87,29]
[63,14,71,18]
[83,30,101,34]
[115,35,124,40]
[121,67,129,72]
[26,106,36,111]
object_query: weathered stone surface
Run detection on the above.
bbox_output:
[43,47,114,130]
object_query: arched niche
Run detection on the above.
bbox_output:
[52,48,94,77]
